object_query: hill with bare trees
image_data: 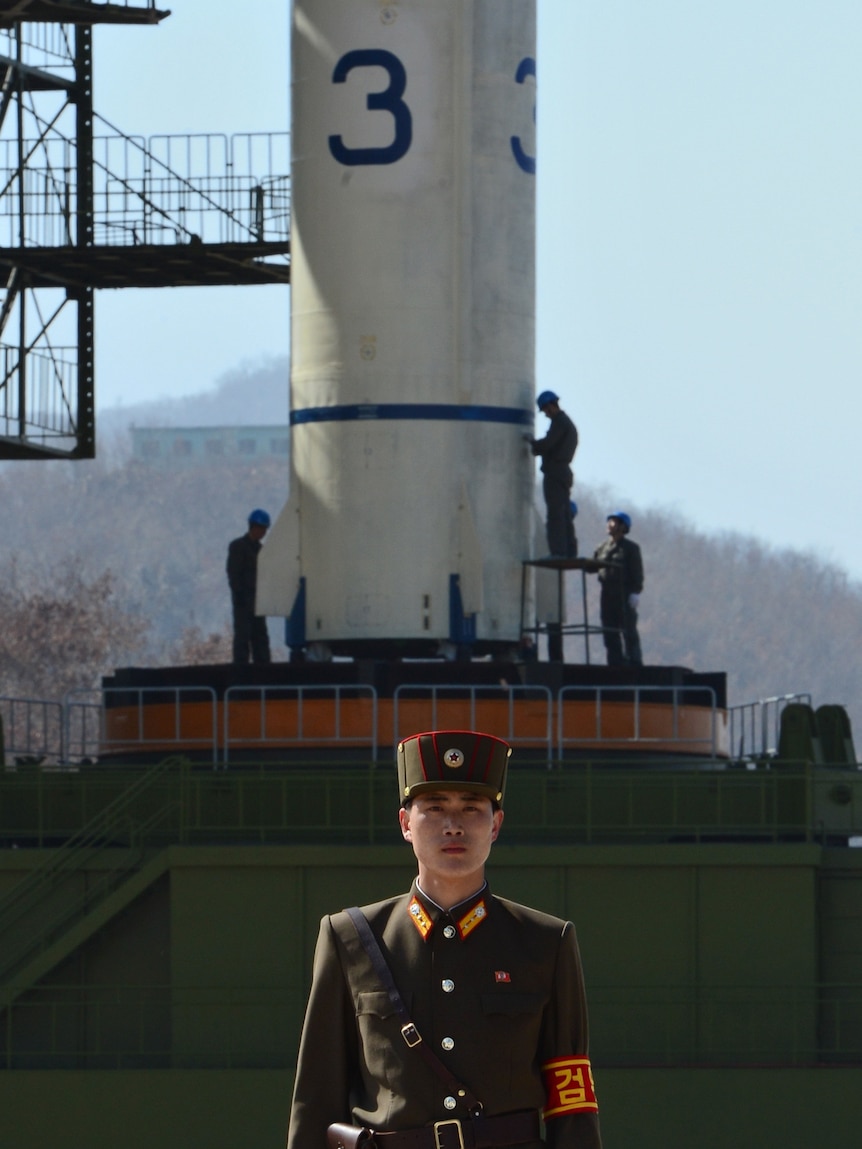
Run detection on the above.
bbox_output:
[571,493,862,728]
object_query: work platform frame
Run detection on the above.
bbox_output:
[0,1,290,460]
[521,555,622,664]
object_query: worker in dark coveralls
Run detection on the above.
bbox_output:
[524,391,578,559]
[286,730,602,1149]
[593,511,644,667]
[226,508,271,664]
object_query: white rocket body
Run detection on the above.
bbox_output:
[258,0,537,653]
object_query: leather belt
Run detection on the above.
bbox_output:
[374,1110,540,1149]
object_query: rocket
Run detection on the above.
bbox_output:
[258,0,537,657]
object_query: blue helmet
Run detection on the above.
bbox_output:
[570,500,578,518]
[248,508,271,528]
[607,511,631,532]
[536,390,559,410]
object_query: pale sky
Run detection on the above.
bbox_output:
[92,1,862,580]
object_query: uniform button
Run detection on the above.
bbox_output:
[442,979,455,993]
[444,1097,457,1110]
[443,925,456,939]
[441,1037,455,1051]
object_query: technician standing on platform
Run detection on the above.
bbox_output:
[226,509,272,665]
[286,729,602,1149]
[525,392,579,558]
[593,511,644,667]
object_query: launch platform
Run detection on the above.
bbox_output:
[95,660,728,765]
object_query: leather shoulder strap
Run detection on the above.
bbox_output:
[345,906,484,1118]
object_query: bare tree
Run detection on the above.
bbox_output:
[167,624,233,666]
[0,562,149,701]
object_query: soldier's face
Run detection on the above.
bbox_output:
[399,791,503,889]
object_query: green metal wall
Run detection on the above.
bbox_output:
[2,840,862,1149]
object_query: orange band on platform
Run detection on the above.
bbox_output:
[541,1055,598,1117]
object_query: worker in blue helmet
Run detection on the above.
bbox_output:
[592,511,644,667]
[524,391,578,558]
[226,508,272,665]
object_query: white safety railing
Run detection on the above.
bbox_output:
[65,687,219,766]
[63,695,103,763]
[223,684,378,765]
[392,684,554,758]
[0,695,65,765]
[558,684,721,758]
[727,693,812,761]
[4,680,730,767]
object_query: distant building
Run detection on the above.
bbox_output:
[130,425,290,466]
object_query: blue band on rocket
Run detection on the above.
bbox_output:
[290,404,533,426]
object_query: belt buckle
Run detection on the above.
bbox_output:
[400,1023,422,1048]
[433,1120,464,1149]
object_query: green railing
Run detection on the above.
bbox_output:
[1,984,303,1071]
[3,758,862,847]
[589,982,862,1066]
[2,982,860,1070]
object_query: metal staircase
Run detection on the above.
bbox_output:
[0,753,188,1006]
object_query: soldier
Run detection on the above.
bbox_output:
[286,730,602,1149]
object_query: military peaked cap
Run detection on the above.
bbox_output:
[397,730,512,806]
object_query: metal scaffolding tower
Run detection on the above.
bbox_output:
[0,1,291,459]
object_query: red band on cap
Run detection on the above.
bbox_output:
[465,734,480,782]
[416,736,431,782]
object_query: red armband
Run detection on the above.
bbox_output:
[541,1055,599,1117]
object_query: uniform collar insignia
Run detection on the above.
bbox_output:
[409,884,490,941]
[456,896,488,939]
[408,894,433,939]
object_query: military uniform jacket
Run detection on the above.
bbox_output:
[287,882,601,1149]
